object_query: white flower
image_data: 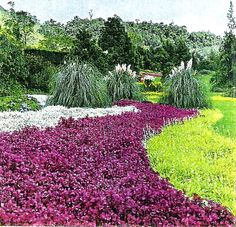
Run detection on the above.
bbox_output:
[114,63,136,78]
[186,59,193,70]
[121,64,127,71]
[0,105,139,133]
[132,71,136,78]
[168,59,193,78]
[115,64,122,73]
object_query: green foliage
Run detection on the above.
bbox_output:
[218,32,236,87]
[24,53,59,92]
[142,37,191,76]
[4,6,38,47]
[195,50,220,71]
[162,61,211,108]
[143,79,163,92]
[99,16,135,71]
[39,19,73,51]
[147,109,236,215]
[160,38,191,76]
[0,32,28,85]
[47,61,110,108]
[0,6,224,93]
[107,64,143,102]
[0,78,24,96]
[24,49,67,65]
[0,95,39,112]
[66,16,105,40]
[71,29,108,73]
[216,1,236,89]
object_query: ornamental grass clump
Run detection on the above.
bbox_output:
[107,64,143,101]
[47,61,110,108]
[163,59,211,108]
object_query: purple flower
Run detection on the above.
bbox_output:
[0,101,234,225]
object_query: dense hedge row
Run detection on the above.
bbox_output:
[0,101,234,225]
[24,49,68,66]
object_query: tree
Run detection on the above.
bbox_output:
[39,19,73,51]
[4,2,38,47]
[149,37,190,77]
[174,37,191,66]
[217,0,236,88]
[99,15,135,71]
[71,28,107,73]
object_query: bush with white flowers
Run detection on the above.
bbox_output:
[107,64,143,102]
[162,59,211,108]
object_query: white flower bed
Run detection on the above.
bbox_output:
[0,105,138,133]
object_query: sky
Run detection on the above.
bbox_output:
[0,0,235,36]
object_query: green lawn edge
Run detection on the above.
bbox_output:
[146,109,236,215]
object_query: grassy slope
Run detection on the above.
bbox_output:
[212,95,236,138]
[147,109,236,214]
[200,74,236,138]
[145,76,236,214]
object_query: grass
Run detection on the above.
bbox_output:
[198,73,236,137]
[144,74,236,215]
[48,62,110,108]
[212,95,236,138]
[147,109,236,215]
[162,68,211,108]
[142,92,163,103]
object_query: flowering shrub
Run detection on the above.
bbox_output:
[47,61,110,108]
[0,101,235,225]
[162,59,211,108]
[107,64,143,101]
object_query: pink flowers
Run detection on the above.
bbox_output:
[0,101,235,225]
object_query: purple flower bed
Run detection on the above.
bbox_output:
[0,101,235,226]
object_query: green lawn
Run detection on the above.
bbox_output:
[142,92,163,103]
[212,95,236,138]
[198,74,236,138]
[147,109,236,215]
[145,75,236,215]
